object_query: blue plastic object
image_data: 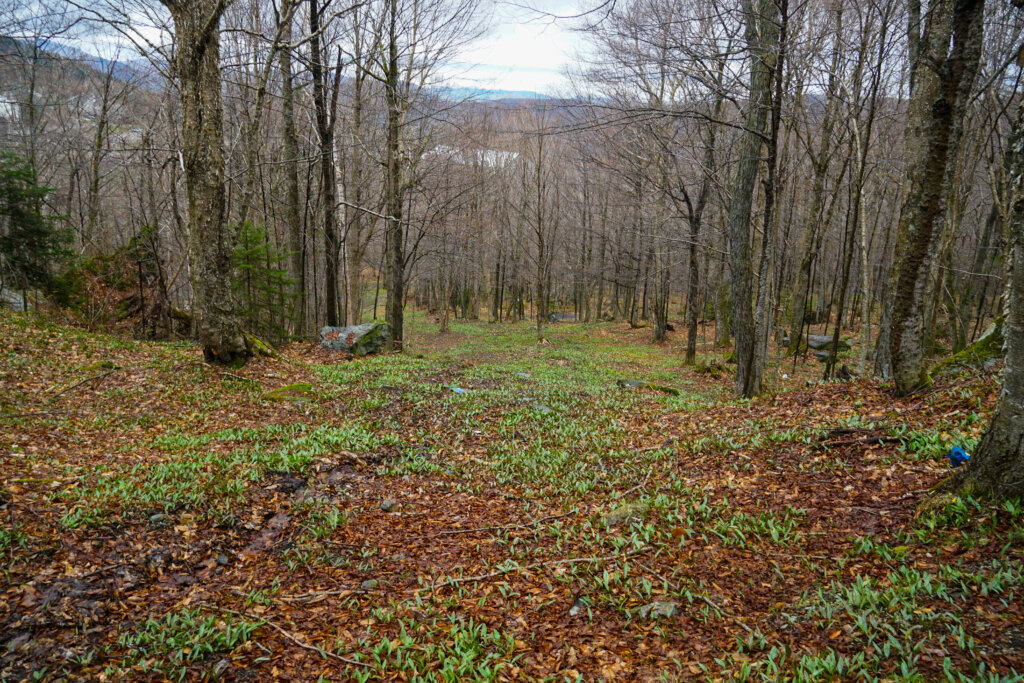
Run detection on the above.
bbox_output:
[948,446,970,468]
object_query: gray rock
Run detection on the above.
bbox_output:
[360,579,379,591]
[0,287,35,312]
[532,402,556,414]
[804,334,851,351]
[320,321,391,356]
[637,600,678,619]
[149,513,168,525]
[216,552,230,566]
[569,596,590,616]
[600,502,646,527]
[616,379,645,389]
[381,498,398,513]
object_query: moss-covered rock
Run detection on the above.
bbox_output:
[320,321,391,356]
[930,315,1004,377]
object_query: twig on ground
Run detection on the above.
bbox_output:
[820,436,902,448]
[220,372,260,384]
[49,369,118,397]
[634,561,754,634]
[616,468,652,499]
[410,510,578,540]
[197,603,370,668]
[418,549,647,593]
[77,563,122,579]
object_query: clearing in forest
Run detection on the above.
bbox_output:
[1,310,1022,681]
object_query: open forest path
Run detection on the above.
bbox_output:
[1,310,1021,681]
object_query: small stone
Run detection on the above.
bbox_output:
[637,601,678,619]
[149,513,167,525]
[216,552,230,566]
[381,499,397,513]
[569,596,590,616]
[532,402,555,414]
[360,579,379,591]
[600,502,646,527]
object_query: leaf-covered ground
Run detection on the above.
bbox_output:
[1,309,1022,682]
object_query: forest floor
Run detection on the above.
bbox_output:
[1,309,1022,682]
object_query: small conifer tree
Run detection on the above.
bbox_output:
[231,221,296,343]
[0,152,72,301]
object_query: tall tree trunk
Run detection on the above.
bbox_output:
[728,0,779,397]
[949,93,1024,500]
[278,13,304,335]
[164,0,248,366]
[790,4,843,354]
[752,0,788,386]
[384,0,404,349]
[310,0,340,327]
[890,0,985,396]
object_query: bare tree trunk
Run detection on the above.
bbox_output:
[163,0,247,366]
[729,0,778,398]
[752,0,788,387]
[310,0,340,327]
[277,12,304,335]
[384,0,404,350]
[949,93,1024,500]
[890,0,985,396]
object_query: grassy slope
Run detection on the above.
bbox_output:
[1,309,1022,682]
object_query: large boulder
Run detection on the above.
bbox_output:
[320,321,391,356]
[804,334,851,351]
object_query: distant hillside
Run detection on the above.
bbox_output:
[439,86,551,102]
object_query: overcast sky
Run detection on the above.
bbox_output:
[58,0,590,97]
[442,1,586,95]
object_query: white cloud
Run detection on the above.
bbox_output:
[440,1,585,95]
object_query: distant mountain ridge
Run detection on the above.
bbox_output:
[438,86,551,102]
[3,37,555,103]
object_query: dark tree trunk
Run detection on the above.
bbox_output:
[728,0,778,397]
[384,0,404,349]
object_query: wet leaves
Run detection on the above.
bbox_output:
[0,312,1019,680]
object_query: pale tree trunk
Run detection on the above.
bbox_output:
[277,14,304,334]
[85,62,116,255]
[729,0,779,398]
[790,2,843,354]
[890,0,985,396]
[950,92,1024,500]
[345,5,373,327]
[163,0,248,366]
[310,0,341,327]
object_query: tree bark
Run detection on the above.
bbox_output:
[277,10,304,334]
[890,0,985,396]
[950,94,1024,500]
[384,0,404,350]
[309,0,340,327]
[164,0,248,366]
[728,0,778,398]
